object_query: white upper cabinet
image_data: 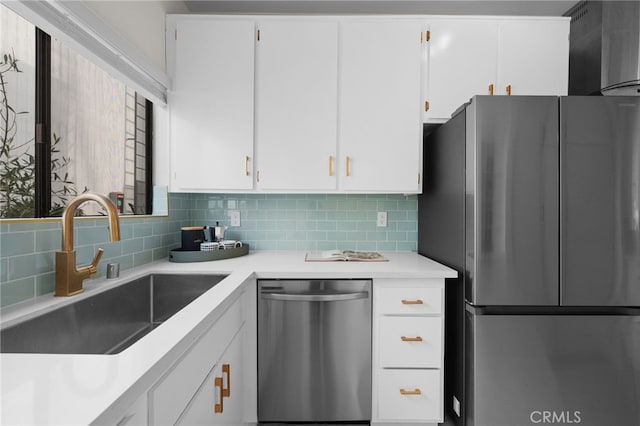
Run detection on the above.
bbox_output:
[338,20,424,193]
[168,18,255,192]
[497,19,569,96]
[254,20,338,191]
[424,18,498,122]
[424,17,569,122]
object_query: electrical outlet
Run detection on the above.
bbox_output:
[376,211,387,227]
[230,210,241,227]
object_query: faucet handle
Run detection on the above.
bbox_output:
[89,248,104,277]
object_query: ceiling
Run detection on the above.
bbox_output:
[183,0,578,16]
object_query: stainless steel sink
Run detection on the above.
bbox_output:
[0,274,227,355]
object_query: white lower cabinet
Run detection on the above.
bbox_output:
[177,326,244,425]
[373,279,445,425]
[149,297,243,425]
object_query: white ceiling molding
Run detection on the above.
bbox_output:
[183,0,575,16]
[2,0,169,105]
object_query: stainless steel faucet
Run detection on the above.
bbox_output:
[55,193,121,296]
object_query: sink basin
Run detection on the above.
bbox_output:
[0,274,227,355]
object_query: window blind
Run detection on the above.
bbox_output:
[4,0,168,105]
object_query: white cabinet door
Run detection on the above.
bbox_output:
[177,327,245,425]
[170,18,255,191]
[150,295,243,424]
[339,20,423,193]
[254,20,338,190]
[497,19,569,96]
[424,18,498,122]
[216,326,245,422]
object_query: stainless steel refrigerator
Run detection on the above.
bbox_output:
[418,96,640,426]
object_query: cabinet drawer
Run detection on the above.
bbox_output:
[378,369,442,421]
[150,297,243,425]
[379,316,442,368]
[376,286,442,315]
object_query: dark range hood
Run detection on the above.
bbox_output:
[566,1,640,95]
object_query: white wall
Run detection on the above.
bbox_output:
[83,1,189,73]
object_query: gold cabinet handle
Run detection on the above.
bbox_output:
[506,84,512,96]
[345,156,351,177]
[244,156,250,176]
[401,299,424,305]
[400,388,422,396]
[329,155,334,176]
[214,376,224,413]
[488,84,494,96]
[222,364,231,397]
[401,336,423,342]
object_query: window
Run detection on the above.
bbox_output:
[0,6,36,218]
[0,4,152,218]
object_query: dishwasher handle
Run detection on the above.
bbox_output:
[261,291,369,302]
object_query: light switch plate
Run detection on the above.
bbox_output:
[376,211,387,227]
[230,210,241,227]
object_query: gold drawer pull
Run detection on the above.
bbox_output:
[214,376,224,413]
[222,363,231,397]
[401,299,424,305]
[488,83,494,95]
[506,84,512,96]
[400,388,422,396]
[329,155,334,176]
[345,156,351,177]
[401,336,423,342]
[244,155,250,176]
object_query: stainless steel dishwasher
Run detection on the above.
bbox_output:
[258,279,372,423]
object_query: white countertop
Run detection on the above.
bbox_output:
[0,251,456,425]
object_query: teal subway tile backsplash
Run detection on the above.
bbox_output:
[0,192,417,308]
[1,277,35,307]
[188,193,418,251]
[0,232,35,257]
[35,273,55,296]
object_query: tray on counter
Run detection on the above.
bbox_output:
[169,244,249,263]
